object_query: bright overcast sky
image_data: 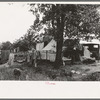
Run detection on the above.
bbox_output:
[0,2,35,43]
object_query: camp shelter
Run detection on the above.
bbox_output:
[36,35,53,51]
[42,39,56,52]
[39,39,56,62]
[80,39,100,60]
[36,42,44,51]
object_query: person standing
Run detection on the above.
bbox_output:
[8,51,14,66]
[31,48,38,67]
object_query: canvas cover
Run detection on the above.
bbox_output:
[40,39,56,62]
[42,39,56,52]
[83,46,91,58]
[80,39,100,44]
[36,42,44,51]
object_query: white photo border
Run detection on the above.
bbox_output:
[0,1,99,99]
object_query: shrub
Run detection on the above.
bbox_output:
[82,72,100,81]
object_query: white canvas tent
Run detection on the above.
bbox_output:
[42,39,56,52]
[36,42,44,51]
[40,39,56,62]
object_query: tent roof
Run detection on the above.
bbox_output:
[42,39,56,52]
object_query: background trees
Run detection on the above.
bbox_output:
[11,4,100,68]
[13,28,37,52]
[1,41,12,50]
[29,4,100,68]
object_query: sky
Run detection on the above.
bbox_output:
[0,2,35,43]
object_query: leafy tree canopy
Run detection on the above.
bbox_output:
[1,41,12,50]
[29,4,100,67]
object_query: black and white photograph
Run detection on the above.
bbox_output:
[0,2,100,81]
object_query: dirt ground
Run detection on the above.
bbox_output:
[0,60,99,81]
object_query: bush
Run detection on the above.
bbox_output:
[82,72,100,81]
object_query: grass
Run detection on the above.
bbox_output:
[0,60,75,81]
[0,60,99,81]
[81,72,100,81]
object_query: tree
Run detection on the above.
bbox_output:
[29,4,100,68]
[1,41,13,50]
[13,38,29,52]
[29,4,75,68]
[24,28,36,49]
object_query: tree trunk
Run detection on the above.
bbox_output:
[55,9,64,68]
